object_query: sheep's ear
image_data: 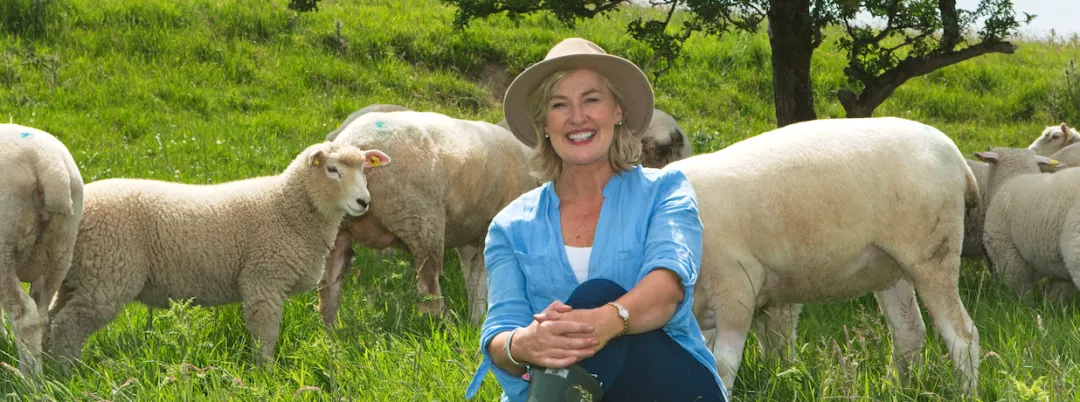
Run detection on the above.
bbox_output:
[363,150,391,168]
[1034,155,1058,168]
[307,149,326,167]
[974,151,999,163]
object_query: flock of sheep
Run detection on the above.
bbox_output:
[1,105,1077,397]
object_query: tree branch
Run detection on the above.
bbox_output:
[939,0,960,51]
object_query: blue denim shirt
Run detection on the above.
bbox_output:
[464,165,724,401]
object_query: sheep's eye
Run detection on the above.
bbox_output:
[327,166,339,174]
[1052,134,1061,140]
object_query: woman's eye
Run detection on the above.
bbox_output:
[550,102,567,109]
[586,97,600,103]
[327,166,339,174]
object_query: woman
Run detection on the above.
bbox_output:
[464,37,726,402]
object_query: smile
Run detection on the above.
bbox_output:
[567,130,596,143]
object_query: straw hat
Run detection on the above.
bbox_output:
[502,37,654,148]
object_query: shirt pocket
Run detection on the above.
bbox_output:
[514,252,559,303]
[616,246,645,274]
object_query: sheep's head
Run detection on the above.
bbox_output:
[974,147,1058,198]
[1028,123,1077,156]
[302,142,391,218]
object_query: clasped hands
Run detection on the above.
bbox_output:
[510,300,624,369]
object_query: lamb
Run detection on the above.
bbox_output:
[1028,122,1079,157]
[668,117,981,395]
[45,141,389,368]
[975,147,1080,302]
[496,107,692,169]
[0,124,83,375]
[318,110,536,328]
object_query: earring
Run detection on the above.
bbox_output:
[616,120,623,126]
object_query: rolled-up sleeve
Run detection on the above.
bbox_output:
[635,170,704,322]
[465,219,533,399]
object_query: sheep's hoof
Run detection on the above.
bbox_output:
[418,299,447,319]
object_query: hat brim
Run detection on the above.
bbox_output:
[503,53,654,148]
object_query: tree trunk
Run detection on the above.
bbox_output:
[767,0,817,127]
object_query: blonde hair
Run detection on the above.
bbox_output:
[525,68,641,183]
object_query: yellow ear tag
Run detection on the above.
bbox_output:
[369,155,381,167]
[1051,159,1061,166]
[312,158,320,167]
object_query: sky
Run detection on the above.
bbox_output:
[628,0,1079,38]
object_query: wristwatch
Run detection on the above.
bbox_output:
[606,302,630,336]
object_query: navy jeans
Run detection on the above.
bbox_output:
[566,279,726,402]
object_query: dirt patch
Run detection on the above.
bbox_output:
[467,62,511,106]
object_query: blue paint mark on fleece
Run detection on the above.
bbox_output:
[20,132,30,139]
[374,121,386,129]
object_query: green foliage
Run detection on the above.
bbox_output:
[0,0,69,39]
[287,0,323,13]
[0,0,1079,400]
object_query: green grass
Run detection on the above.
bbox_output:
[2,0,1080,400]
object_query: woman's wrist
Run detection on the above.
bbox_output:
[506,327,531,367]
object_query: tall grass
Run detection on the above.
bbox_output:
[2,0,1080,400]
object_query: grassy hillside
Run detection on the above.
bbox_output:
[2,0,1080,400]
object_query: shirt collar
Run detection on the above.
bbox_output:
[545,165,637,208]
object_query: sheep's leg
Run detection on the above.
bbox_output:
[240,280,285,368]
[455,243,488,324]
[897,247,979,394]
[750,303,802,362]
[700,257,765,394]
[28,216,80,356]
[874,278,926,386]
[1044,280,1077,302]
[395,213,447,318]
[0,251,44,376]
[48,286,130,371]
[985,232,1037,299]
[317,230,353,331]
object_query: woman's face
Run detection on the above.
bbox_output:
[544,69,624,169]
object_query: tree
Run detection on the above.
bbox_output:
[445,0,1032,127]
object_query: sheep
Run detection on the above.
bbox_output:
[318,110,536,328]
[1028,122,1079,157]
[1049,142,1080,169]
[45,141,389,369]
[975,147,1080,302]
[963,154,1068,261]
[0,123,83,375]
[324,104,412,262]
[640,108,693,168]
[325,104,411,143]
[496,107,692,169]
[668,117,981,395]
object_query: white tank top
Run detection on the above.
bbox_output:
[565,245,592,283]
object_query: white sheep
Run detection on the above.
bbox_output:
[46,141,389,368]
[1028,122,1079,157]
[962,156,1063,261]
[496,107,691,169]
[318,110,536,327]
[324,104,413,262]
[976,147,1080,302]
[0,123,83,375]
[668,117,981,395]
[1049,142,1080,169]
[325,104,411,143]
